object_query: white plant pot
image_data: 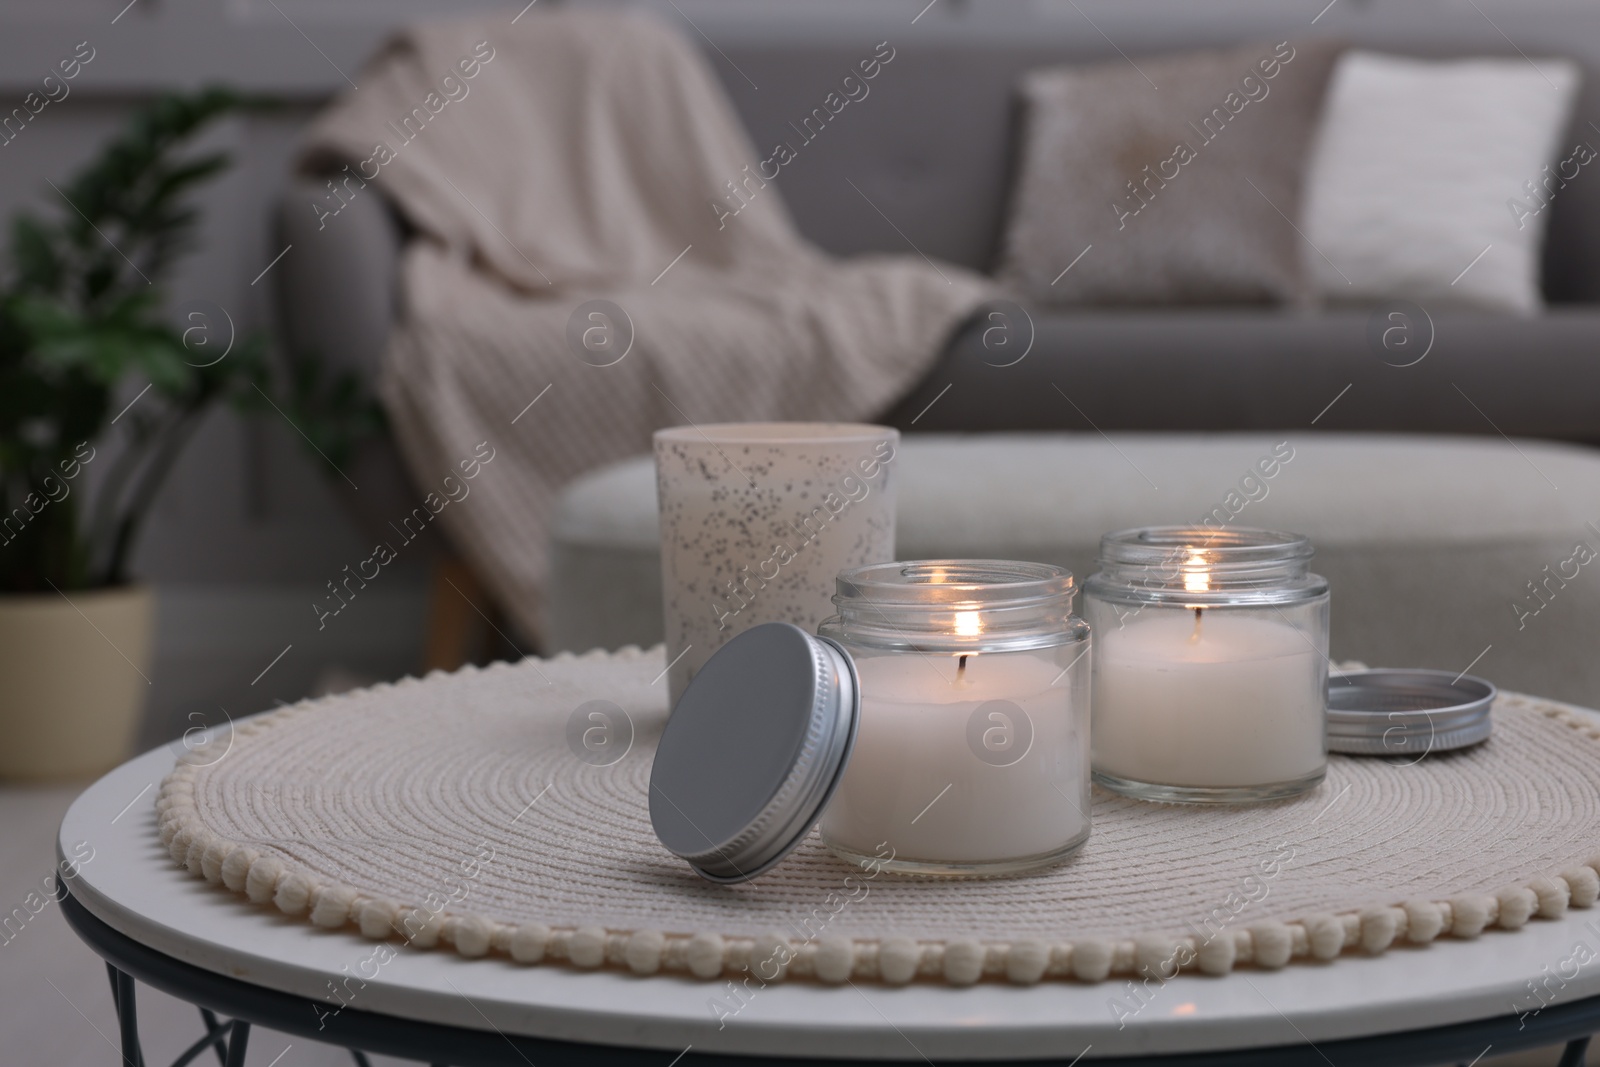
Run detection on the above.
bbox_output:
[0,584,154,781]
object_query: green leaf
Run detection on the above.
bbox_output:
[10,215,62,293]
[125,336,192,394]
[149,154,231,206]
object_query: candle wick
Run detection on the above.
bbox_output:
[957,654,968,681]
[1190,606,1204,643]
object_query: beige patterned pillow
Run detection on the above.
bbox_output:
[997,39,1342,306]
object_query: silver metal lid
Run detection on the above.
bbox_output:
[648,622,860,884]
[1326,668,1495,757]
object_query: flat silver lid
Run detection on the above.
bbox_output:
[648,622,860,883]
[1327,668,1495,757]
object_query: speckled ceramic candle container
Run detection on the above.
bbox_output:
[655,423,899,705]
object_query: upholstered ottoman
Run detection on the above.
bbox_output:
[547,433,1600,705]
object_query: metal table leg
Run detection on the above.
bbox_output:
[109,963,145,1067]
[197,1008,229,1066]
[100,964,313,1067]
[222,1019,249,1067]
[169,1020,236,1067]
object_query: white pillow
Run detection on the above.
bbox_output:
[1301,51,1580,315]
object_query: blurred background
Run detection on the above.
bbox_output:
[2,0,1276,753]
[8,0,1595,752]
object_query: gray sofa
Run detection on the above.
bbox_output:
[274,7,1600,534]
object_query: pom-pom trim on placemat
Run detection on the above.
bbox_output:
[154,650,1600,986]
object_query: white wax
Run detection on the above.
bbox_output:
[1092,612,1324,789]
[821,649,1089,866]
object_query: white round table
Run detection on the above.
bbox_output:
[61,730,1600,1065]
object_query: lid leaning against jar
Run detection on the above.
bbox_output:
[649,622,860,883]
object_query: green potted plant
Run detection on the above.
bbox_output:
[0,88,380,780]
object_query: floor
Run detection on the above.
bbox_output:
[0,782,412,1067]
[0,781,1577,1067]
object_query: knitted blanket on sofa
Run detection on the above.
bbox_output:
[298,10,990,643]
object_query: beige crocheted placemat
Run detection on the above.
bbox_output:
[157,647,1600,987]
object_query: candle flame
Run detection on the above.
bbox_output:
[954,610,982,636]
[1183,549,1211,594]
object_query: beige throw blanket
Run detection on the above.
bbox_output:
[299,11,990,644]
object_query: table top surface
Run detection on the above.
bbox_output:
[61,724,1600,1062]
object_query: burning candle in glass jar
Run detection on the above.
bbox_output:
[1086,529,1328,804]
[818,561,1092,876]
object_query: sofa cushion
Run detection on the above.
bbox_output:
[997,39,1341,306]
[548,433,1600,706]
[1302,51,1581,314]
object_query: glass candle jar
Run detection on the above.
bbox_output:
[817,560,1091,877]
[655,423,898,705]
[1083,526,1329,804]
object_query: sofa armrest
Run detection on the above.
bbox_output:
[271,176,404,384]
[269,177,432,549]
